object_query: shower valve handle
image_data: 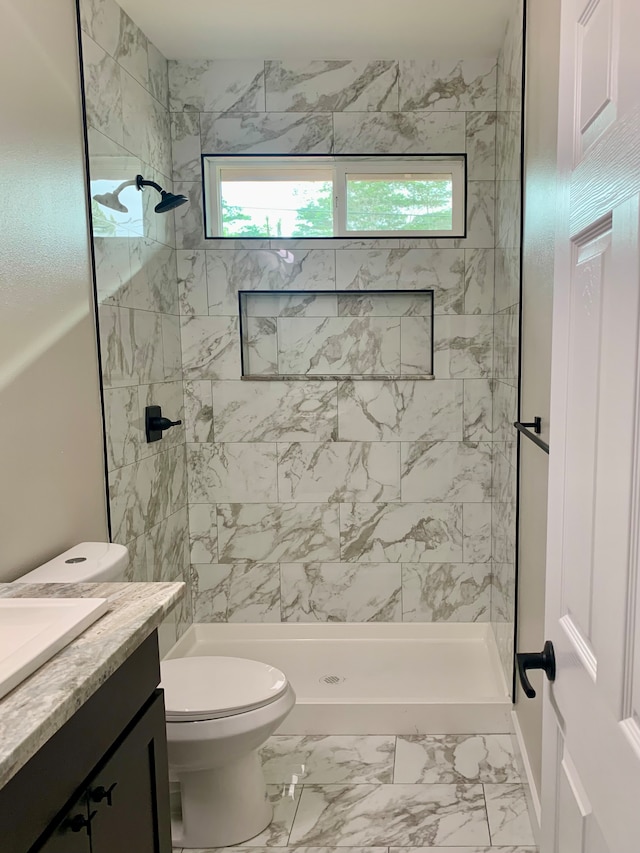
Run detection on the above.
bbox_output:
[145,405,182,443]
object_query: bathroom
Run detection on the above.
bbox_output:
[7,0,640,850]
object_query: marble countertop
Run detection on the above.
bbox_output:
[0,581,184,790]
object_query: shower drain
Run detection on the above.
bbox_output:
[320,674,345,685]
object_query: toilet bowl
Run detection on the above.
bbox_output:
[161,655,296,849]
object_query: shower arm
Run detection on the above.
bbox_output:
[136,175,164,194]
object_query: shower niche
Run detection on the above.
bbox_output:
[239,289,434,380]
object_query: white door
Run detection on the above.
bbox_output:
[541,0,640,850]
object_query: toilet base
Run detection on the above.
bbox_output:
[172,749,273,848]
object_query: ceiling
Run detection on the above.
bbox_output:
[117,0,512,60]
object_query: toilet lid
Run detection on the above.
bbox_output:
[160,656,289,721]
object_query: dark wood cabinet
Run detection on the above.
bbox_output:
[0,633,171,853]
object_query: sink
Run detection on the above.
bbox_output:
[0,598,108,702]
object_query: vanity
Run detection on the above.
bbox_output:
[0,582,183,853]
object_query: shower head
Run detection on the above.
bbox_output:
[92,178,137,213]
[92,174,189,215]
[136,175,189,214]
[154,190,189,213]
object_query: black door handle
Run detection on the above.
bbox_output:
[516,640,556,698]
[64,810,97,835]
[91,781,118,806]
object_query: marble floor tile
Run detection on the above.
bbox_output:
[392,848,537,853]
[240,783,302,847]
[289,784,490,847]
[484,785,535,846]
[191,848,388,853]
[394,736,521,784]
[261,736,395,784]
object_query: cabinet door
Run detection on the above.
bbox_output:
[88,692,171,853]
[36,795,93,853]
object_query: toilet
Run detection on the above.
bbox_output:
[161,656,296,849]
[18,543,296,850]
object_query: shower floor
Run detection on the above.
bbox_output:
[167,622,512,734]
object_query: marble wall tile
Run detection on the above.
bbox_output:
[146,506,189,582]
[494,309,519,386]
[495,246,521,313]
[337,380,463,442]
[492,500,516,565]
[168,60,265,113]
[191,562,280,622]
[187,443,278,503]
[99,305,164,388]
[262,735,396,784]
[333,112,465,155]
[492,561,516,623]
[434,316,493,379]
[148,42,169,108]
[494,618,516,687]
[493,380,518,442]
[277,317,400,376]
[464,249,495,315]
[281,562,402,622]
[177,249,208,316]
[401,442,492,503]
[137,380,185,459]
[200,112,334,155]
[400,318,432,374]
[278,442,400,503]
[248,292,338,318]
[109,445,186,544]
[244,318,278,375]
[289,783,490,847]
[162,314,182,381]
[265,61,399,112]
[213,381,338,443]
[173,181,206,250]
[401,563,491,622]
[399,59,497,111]
[466,112,496,181]
[103,386,140,471]
[335,249,465,315]
[337,292,431,317]
[394,734,521,784]
[123,532,149,582]
[340,503,463,563]
[180,315,241,380]
[171,112,202,182]
[463,379,493,441]
[115,11,148,89]
[218,503,341,562]
[188,502,218,563]
[497,0,525,113]
[93,236,133,307]
[184,380,214,443]
[493,445,516,505]
[462,504,492,563]
[82,34,123,146]
[497,110,522,183]
[79,0,122,57]
[484,785,535,846]
[496,180,521,250]
[129,238,178,314]
[207,249,336,316]
[463,181,496,250]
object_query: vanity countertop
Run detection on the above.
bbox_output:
[0,581,184,790]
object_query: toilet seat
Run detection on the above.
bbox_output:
[160,656,289,722]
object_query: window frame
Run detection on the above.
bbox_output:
[203,154,466,240]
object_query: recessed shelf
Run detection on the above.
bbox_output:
[239,289,434,381]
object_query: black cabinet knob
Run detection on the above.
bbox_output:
[64,810,97,835]
[91,782,117,806]
[516,640,556,699]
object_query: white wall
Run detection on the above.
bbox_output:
[516,0,561,801]
[0,0,108,580]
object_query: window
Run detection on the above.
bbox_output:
[204,155,465,239]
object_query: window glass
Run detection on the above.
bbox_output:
[345,172,453,233]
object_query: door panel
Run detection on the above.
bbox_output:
[542,0,640,849]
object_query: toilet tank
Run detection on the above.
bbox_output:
[17,543,129,583]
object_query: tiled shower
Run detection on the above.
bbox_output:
[79,0,522,687]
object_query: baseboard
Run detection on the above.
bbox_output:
[512,709,542,838]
